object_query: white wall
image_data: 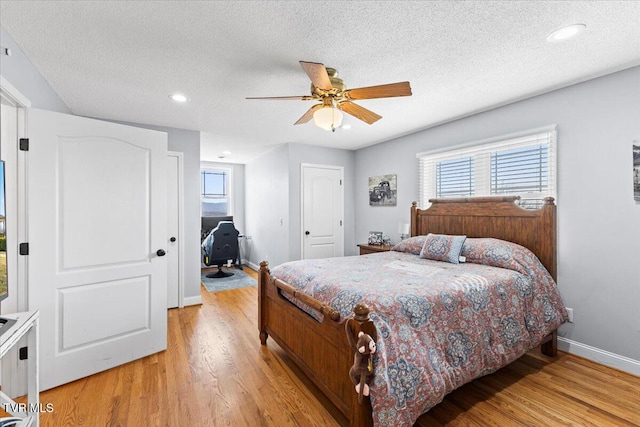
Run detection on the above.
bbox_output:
[244,143,357,269]
[0,27,69,114]
[355,66,640,371]
[165,128,201,304]
[354,153,418,247]
[244,145,290,268]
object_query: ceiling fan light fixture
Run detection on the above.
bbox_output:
[248,61,412,127]
[313,106,343,131]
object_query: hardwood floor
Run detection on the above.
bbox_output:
[5,266,639,426]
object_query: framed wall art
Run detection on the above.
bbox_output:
[369,174,397,206]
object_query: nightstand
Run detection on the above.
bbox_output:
[357,243,394,255]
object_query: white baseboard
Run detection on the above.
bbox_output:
[182,295,202,307]
[245,260,260,271]
[558,337,640,377]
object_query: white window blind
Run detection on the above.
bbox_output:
[436,156,475,198]
[418,126,556,209]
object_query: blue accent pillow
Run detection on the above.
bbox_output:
[419,234,467,264]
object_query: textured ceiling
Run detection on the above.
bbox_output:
[2,1,640,164]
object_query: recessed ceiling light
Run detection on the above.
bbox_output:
[547,24,586,42]
[169,93,189,103]
[341,124,351,130]
[222,150,232,155]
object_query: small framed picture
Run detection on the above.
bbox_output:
[368,231,383,245]
[369,174,397,206]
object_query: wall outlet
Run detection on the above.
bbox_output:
[566,307,574,323]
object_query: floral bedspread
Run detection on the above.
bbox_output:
[271,239,567,427]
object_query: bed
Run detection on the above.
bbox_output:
[258,196,567,427]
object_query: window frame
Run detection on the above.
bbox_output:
[417,125,557,209]
[200,163,233,217]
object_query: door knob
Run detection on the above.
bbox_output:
[305,231,310,235]
[156,249,166,257]
[170,237,176,242]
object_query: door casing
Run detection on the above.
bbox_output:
[0,76,30,398]
[167,151,184,308]
[300,163,344,259]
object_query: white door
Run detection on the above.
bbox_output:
[28,109,168,390]
[301,164,344,259]
[166,152,182,309]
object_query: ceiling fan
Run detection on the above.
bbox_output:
[247,61,412,131]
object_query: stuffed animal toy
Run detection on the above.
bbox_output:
[348,331,376,403]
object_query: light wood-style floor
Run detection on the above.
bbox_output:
[6,267,640,426]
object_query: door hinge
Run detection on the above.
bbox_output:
[19,138,29,151]
[340,220,343,226]
[340,179,342,185]
[19,346,28,360]
[19,243,29,255]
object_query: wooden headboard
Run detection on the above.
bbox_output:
[410,196,557,280]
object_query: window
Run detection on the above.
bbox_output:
[201,166,232,216]
[436,156,475,198]
[418,126,556,209]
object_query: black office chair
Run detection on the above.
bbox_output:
[201,221,242,278]
[201,215,233,242]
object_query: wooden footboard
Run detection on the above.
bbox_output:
[258,261,375,427]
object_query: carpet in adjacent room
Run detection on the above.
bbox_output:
[201,267,257,292]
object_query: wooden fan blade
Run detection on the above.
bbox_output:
[344,81,412,100]
[246,95,314,100]
[337,101,382,124]
[299,61,332,91]
[295,104,323,125]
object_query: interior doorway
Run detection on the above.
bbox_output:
[0,76,29,315]
[0,76,30,398]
